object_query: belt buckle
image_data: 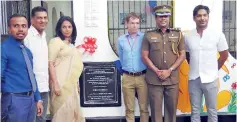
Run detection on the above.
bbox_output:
[26,91,31,96]
[129,72,134,76]
[139,72,142,75]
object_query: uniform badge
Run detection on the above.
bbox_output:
[169,36,178,39]
[169,33,178,39]
[151,37,158,40]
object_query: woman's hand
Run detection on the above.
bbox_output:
[53,82,61,96]
[77,82,80,94]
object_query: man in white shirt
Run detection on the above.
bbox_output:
[24,6,49,122]
[184,5,228,122]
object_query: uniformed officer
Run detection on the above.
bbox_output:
[141,5,186,122]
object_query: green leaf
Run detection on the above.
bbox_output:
[229,105,236,113]
[232,92,236,97]
[230,92,236,105]
[200,95,204,113]
[229,104,235,108]
[230,99,236,104]
[232,100,236,105]
[228,105,232,112]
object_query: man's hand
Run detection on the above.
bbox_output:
[159,69,171,80]
[154,68,162,77]
[36,101,44,116]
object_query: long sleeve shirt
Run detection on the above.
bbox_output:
[1,36,41,102]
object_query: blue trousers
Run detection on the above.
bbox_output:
[1,93,36,122]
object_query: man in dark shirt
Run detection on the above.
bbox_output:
[1,14,43,122]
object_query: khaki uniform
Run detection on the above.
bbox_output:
[142,28,185,122]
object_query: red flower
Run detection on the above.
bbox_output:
[231,82,237,90]
[77,36,97,54]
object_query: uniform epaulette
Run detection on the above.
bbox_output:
[169,27,181,32]
[146,28,156,32]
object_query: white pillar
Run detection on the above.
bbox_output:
[73,0,118,62]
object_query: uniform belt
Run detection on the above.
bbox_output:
[2,91,33,96]
[123,70,146,76]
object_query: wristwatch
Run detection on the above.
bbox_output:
[169,67,174,72]
[38,100,43,103]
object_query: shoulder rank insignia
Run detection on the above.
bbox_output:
[146,28,156,32]
[170,27,181,32]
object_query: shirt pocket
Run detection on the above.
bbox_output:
[150,40,161,51]
[168,38,179,52]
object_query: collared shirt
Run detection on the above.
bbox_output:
[184,28,229,83]
[142,28,185,85]
[117,31,147,72]
[24,26,49,92]
[1,36,41,101]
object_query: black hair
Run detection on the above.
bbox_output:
[8,14,27,27]
[31,6,47,17]
[55,16,77,45]
[193,5,210,17]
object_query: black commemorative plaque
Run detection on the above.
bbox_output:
[79,62,121,107]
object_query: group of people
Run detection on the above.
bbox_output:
[118,4,228,122]
[1,6,84,122]
[1,4,229,122]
